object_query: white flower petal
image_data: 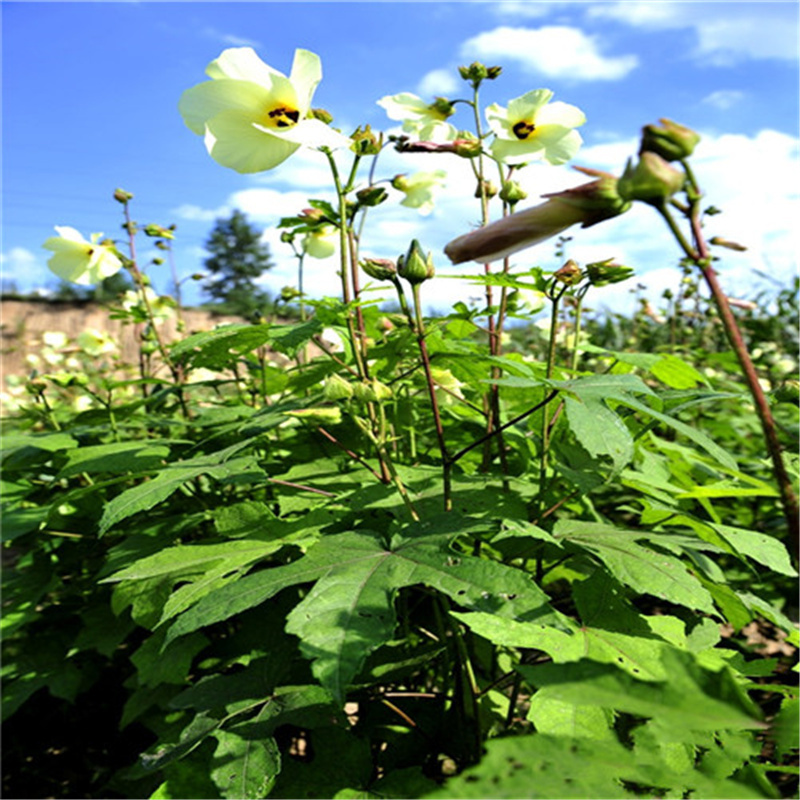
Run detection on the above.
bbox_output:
[205,109,300,173]
[51,226,86,243]
[179,79,272,135]
[536,129,584,165]
[377,92,430,121]
[536,100,586,129]
[205,47,283,84]
[507,89,553,123]
[260,118,352,151]
[289,49,322,114]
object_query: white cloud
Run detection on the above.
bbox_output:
[460,25,639,81]
[172,203,230,222]
[200,26,261,49]
[1,247,51,292]
[491,1,555,19]
[702,90,745,111]
[417,69,460,97]
[587,2,799,64]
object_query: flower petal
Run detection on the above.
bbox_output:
[179,79,272,135]
[507,89,553,122]
[535,100,586,129]
[51,226,86,244]
[257,118,353,151]
[205,47,283,84]
[535,128,584,165]
[204,109,300,173]
[378,92,424,119]
[289,49,322,114]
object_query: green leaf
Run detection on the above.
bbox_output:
[423,734,637,798]
[527,689,616,740]
[168,519,560,702]
[56,441,173,478]
[554,520,716,613]
[519,649,764,735]
[210,728,280,800]
[713,523,797,576]
[99,442,264,534]
[170,323,275,370]
[771,697,800,759]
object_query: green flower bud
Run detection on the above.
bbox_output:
[281,286,301,301]
[154,240,170,250]
[453,133,483,159]
[640,118,700,162]
[280,230,295,244]
[143,224,175,239]
[310,107,334,124]
[486,65,503,80]
[618,152,686,207]
[709,236,747,252]
[152,257,165,266]
[355,186,388,207]
[554,259,582,286]
[475,179,498,199]
[459,62,488,82]
[285,407,343,425]
[397,239,435,286]
[430,97,455,119]
[499,180,528,206]
[113,188,134,204]
[351,124,381,156]
[360,257,397,281]
[324,373,354,401]
[585,258,635,287]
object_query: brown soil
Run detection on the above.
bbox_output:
[0,299,247,388]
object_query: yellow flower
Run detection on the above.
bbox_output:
[392,171,446,216]
[42,227,123,286]
[486,89,585,166]
[302,225,338,259]
[377,93,457,142]
[179,47,352,173]
[77,329,117,357]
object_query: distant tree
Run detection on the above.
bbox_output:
[202,210,274,318]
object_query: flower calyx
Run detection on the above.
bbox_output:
[398,240,435,286]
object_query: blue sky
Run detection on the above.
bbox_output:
[2,0,798,315]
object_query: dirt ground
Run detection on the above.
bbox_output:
[0,299,247,388]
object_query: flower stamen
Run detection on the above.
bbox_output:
[512,120,536,140]
[266,106,300,128]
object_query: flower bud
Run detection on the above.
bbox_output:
[453,134,483,159]
[280,230,295,244]
[397,240,434,286]
[499,180,528,206]
[285,407,342,425]
[709,236,747,252]
[617,152,685,206]
[429,97,455,119]
[585,258,634,287]
[640,118,700,162]
[113,188,134,204]
[554,260,582,286]
[486,66,503,80]
[281,286,301,302]
[459,62,488,82]
[445,168,630,265]
[475,179,498,199]
[324,373,354,401]
[355,186,388,207]
[310,107,334,125]
[351,124,381,156]
[360,257,397,282]
[143,224,175,239]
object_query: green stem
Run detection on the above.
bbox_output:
[412,283,452,512]
[657,197,799,560]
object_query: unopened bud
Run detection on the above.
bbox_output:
[397,240,434,286]
[280,286,301,302]
[640,118,700,162]
[356,186,388,207]
[585,258,634,287]
[499,180,528,206]
[554,260,582,286]
[351,124,381,156]
[113,188,134,204]
[152,257,165,266]
[285,407,342,425]
[360,257,397,282]
[709,236,747,252]
[486,66,502,80]
[280,230,295,244]
[143,224,174,239]
[154,240,170,250]
[618,152,685,206]
[429,97,455,119]
[475,179,498,199]
[453,134,483,159]
[311,107,334,125]
[324,373,354,401]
